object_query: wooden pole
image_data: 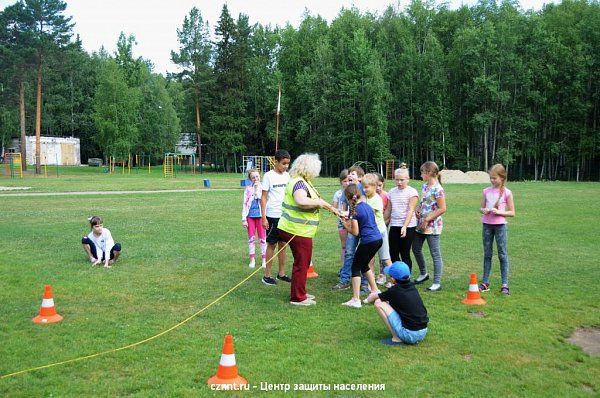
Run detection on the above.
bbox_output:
[275,84,281,152]
[35,60,42,174]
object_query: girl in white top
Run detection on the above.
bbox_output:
[81,216,121,269]
[385,165,419,282]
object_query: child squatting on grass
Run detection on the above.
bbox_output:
[242,168,267,269]
[479,163,515,295]
[81,216,121,269]
[364,261,429,346]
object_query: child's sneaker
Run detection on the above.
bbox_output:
[261,259,267,268]
[376,274,386,285]
[426,283,442,292]
[478,282,490,292]
[276,274,292,283]
[332,282,351,291]
[248,259,256,268]
[262,276,277,286]
[500,286,510,295]
[342,298,361,308]
[290,298,316,306]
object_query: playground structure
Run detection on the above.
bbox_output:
[108,155,131,175]
[2,153,61,178]
[351,160,377,175]
[164,154,174,177]
[107,153,154,175]
[163,153,196,178]
[385,159,395,180]
[351,160,403,180]
[241,155,275,176]
[135,154,152,173]
[3,153,23,178]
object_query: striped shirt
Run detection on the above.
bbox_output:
[388,186,419,227]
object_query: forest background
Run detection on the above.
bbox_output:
[0,0,598,180]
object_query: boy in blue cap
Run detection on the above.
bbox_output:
[364,261,429,345]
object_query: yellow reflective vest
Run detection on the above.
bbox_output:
[278,176,320,238]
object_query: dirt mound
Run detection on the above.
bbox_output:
[439,169,489,184]
[466,171,491,183]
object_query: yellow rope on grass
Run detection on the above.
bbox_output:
[1,240,294,379]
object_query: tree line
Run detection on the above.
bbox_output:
[0,0,598,180]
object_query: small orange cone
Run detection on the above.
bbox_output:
[461,273,486,305]
[32,285,63,324]
[207,334,248,388]
[306,261,318,278]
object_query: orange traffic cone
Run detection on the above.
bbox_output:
[32,285,63,324]
[461,273,486,305]
[207,334,248,388]
[306,261,319,278]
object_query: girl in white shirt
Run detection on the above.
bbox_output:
[385,165,419,282]
[81,216,121,269]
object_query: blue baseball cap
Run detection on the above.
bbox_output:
[383,261,410,281]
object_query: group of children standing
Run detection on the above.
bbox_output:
[329,160,514,344]
[81,153,514,347]
[331,161,515,296]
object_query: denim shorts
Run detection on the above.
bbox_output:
[387,311,427,344]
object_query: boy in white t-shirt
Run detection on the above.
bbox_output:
[261,149,291,285]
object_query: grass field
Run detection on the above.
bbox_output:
[1,168,599,397]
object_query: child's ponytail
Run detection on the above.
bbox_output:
[344,184,361,219]
[490,164,508,209]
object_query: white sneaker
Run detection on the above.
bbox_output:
[415,273,429,284]
[248,259,256,268]
[261,259,266,268]
[342,299,362,308]
[427,283,442,292]
[290,298,316,306]
[306,293,315,300]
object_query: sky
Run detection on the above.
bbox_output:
[1,0,558,75]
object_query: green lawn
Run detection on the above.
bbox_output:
[1,170,599,396]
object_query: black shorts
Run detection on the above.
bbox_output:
[265,217,281,244]
[352,239,383,277]
[82,237,122,261]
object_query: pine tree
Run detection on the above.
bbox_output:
[23,0,74,173]
[171,6,213,167]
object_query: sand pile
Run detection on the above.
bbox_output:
[466,171,491,183]
[439,169,489,184]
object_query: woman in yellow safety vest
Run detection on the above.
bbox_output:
[278,153,339,306]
